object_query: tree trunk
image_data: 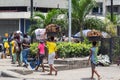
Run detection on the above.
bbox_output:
[79,22,84,42]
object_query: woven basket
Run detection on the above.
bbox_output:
[88,36,101,41]
[87,29,102,37]
[46,32,58,37]
[87,29,103,41]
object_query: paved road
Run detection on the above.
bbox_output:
[0,58,120,80]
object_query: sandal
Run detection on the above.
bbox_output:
[55,71,57,76]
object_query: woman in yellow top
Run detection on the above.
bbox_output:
[46,36,57,75]
[4,40,9,55]
[3,33,9,55]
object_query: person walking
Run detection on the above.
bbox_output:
[10,37,17,64]
[15,33,22,66]
[88,41,101,80]
[45,36,57,75]
[35,39,45,72]
[3,33,9,57]
[22,34,30,68]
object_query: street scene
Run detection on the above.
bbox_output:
[0,57,120,80]
[0,0,120,80]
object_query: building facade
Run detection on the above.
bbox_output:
[0,0,68,36]
[92,0,120,16]
[0,0,120,36]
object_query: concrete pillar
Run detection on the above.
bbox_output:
[118,6,120,14]
[102,0,106,16]
[98,6,101,14]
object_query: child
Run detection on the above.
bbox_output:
[46,36,57,75]
[35,40,45,72]
[88,41,101,80]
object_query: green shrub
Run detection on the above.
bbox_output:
[57,42,92,58]
[29,41,92,58]
[30,42,39,57]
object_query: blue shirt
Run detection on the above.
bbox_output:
[90,47,98,64]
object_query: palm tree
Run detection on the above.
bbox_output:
[28,9,68,35]
[72,0,96,39]
[84,17,105,31]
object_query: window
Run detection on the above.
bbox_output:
[92,3,103,15]
[0,7,27,12]
[107,6,119,14]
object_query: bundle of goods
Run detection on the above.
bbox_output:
[35,29,46,40]
[46,24,61,33]
[87,29,103,41]
[45,24,61,36]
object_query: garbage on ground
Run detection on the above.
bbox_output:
[97,54,111,66]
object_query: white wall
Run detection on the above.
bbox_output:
[0,0,68,8]
[96,0,120,6]
[0,12,30,19]
[1,0,120,8]
[0,0,30,6]
[34,0,68,8]
[106,0,120,6]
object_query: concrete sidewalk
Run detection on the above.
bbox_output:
[0,58,120,80]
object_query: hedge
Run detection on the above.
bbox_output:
[57,42,91,58]
[30,41,92,58]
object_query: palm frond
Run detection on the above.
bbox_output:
[34,12,45,20]
[72,0,96,22]
[83,0,96,19]
[45,9,61,26]
[72,0,81,18]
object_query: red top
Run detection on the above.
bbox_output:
[38,43,45,54]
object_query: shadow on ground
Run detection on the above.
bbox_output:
[81,78,96,80]
[9,69,33,75]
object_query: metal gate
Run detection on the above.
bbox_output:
[0,19,19,36]
[100,37,120,63]
[111,37,120,62]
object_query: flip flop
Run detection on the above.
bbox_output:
[48,73,52,75]
[55,71,57,76]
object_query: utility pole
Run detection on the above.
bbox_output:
[30,0,34,43]
[111,0,113,22]
[110,0,113,63]
[30,0,33,19]
[68,0,72,42]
